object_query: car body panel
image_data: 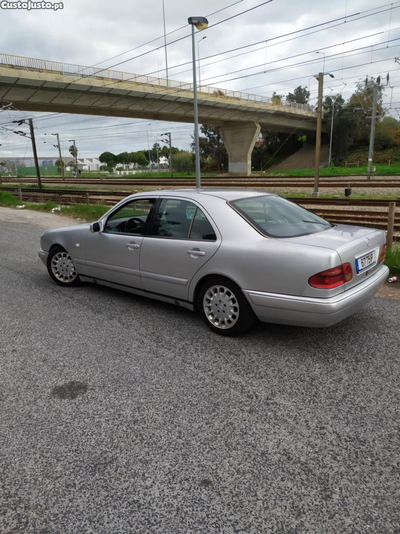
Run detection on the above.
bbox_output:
[84,232,143,289]
[140,236,221,300]
[39,189,388,329]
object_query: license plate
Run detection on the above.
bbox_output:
[356,251,375,273]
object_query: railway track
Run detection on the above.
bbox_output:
[2,186,399,238]
[3,177,400,188]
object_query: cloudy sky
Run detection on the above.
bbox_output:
[1,0,400,159]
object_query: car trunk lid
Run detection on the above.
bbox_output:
[284,224,386,291]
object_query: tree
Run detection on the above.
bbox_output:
[117,152,132,165]
[131,151,148,166]
[55,159,65,175]
[286,86,310,104]
[328,108,359,162]
[99,151,117,168]
[347,77,385,148]
[271,91,283,104]
[195,124,228,171]
[69,144,78,158]
[172,151,194,173]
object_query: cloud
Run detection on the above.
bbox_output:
[0,0,399,156]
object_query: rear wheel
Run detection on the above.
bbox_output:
[198,277,256,336]
[47,246,80,287]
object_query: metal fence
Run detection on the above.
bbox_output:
[0,52,315,114]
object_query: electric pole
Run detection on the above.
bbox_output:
[68,139,79,176]
[328,99,335,167]
[53,133,64,179]
[313,72,324,196]
[28,119,42,189]
[367,82,379,180]
[162,132,173,178]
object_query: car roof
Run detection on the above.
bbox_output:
[133,189,275,201]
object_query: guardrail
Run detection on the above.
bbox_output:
[0,52,314,113]
[2,187,399,242]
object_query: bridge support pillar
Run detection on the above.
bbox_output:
[220,122,261,175]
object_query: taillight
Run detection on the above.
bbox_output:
[379,244,386,263]
[309,263,353,289]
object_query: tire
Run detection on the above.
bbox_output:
[47,246,81,287]
[197,276,256,336]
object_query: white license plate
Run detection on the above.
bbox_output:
[356,251,375,273]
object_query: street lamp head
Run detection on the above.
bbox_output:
[188,16,209,30]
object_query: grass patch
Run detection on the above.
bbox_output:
[0,191,20,206]
[0,191,109,222]
[385,246,400,276]
[266,165,400,177]
[60,204,110,221]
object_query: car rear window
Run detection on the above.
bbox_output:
[230,195,331,238]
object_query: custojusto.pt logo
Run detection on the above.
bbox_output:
[1,1,64,10]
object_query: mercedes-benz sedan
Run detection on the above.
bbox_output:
[39,189,388,336]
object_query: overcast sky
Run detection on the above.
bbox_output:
[1,0,400,159]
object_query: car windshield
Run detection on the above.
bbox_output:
[230,195,331,238]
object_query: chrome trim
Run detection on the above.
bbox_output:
[86,260,140,278]
[140,270,188,286]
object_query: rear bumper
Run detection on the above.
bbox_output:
[243,264,389,328]
[38,249,48,265]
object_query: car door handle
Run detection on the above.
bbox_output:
[126,242,140,250]
[187,249,206,257]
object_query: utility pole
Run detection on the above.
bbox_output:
[367,82,379,180]
[328,99,335,167]
[156,144,160,174]
[28,119,42,189]
[53,133,64,178]
[313,72,324,196]
[69,139,79,177]
[163,132,173,178]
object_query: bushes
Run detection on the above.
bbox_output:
[345,148,400,165]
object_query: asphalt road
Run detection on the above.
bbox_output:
[1,210,400,534]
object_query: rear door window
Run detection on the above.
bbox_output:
[230,195,331,238]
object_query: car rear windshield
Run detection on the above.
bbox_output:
[230,195,331,238]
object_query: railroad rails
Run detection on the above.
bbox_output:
[2,186,399,239]
[2,176,400,188]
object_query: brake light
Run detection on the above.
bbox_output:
[309,263,353,289]
[379,244,386,263]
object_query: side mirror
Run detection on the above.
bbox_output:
[91,221,101,233]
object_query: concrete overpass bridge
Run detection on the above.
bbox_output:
[0,53,318,175]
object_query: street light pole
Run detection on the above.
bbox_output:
[162,0,169,85]
[188,16,208,189]
[313,72,324,196]
[198,35,207,90]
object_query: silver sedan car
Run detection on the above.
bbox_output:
[39,189,389,336]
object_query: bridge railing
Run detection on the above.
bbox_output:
[0,52,315,114]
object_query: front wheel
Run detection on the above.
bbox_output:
[47,246,81,287]
[198,277,256,336]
